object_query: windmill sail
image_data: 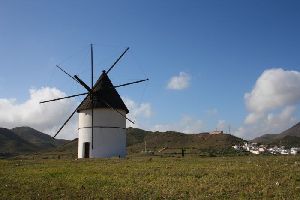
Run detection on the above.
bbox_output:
[40,44,148,158]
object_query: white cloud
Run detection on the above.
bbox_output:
[123,97,153,128]
[235,106,297,139]
[235,68,300,139]
[153,115,203,134]
[245,68,300,123]
[0,89,154,139]
[167,72,190,90]
[0,87,78,139]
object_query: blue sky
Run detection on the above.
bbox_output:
[1,0,300,139]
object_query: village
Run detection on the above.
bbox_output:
[232,142,300,155]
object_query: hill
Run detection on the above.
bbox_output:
[127,128,245,154]
[277,122,300,138]
[269,135,300,148]
[11,127,67,149]
[126,127,151,146]
[1,127,246,158]
[252,122,300,146]
[39,128,245,158]
[0,127,68,158]
[0,128,38,157]
[251,134,278,144]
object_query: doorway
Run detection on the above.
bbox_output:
[84,142,90,158]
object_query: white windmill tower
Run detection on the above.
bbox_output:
[40,44,148,158]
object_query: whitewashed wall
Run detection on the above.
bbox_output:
[78,108,126,158]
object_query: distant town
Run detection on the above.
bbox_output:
[232,142,300,155]
[208,128,300,155]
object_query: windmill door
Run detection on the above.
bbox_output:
[84,142,90,158]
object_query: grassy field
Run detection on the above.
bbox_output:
[0,156,300,199]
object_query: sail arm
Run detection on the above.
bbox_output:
[40,92,88,104]
[106,47,129,74]
[53,95,88,138]
[114,78,149,88]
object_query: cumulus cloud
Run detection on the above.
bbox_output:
[167,72,190,90]
[153,115,203,134]
[235,106,297,139]
[245,68,300,124]
[123,97,153,128]
[0,88,155,139]
[235,68,300,139]
[0,87,78,139]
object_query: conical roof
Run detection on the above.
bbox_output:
[77,71,129,113]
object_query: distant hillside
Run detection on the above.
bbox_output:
[251,134,278,144]
[0,128,38,157]
[1,127,246,158]
[269,135,300,148]
[127,128,245,153]
[11,127,67,149]
[54,138,78,155]
[126,128,151,146]
[0,127,69,157]
[33,128,245,158]
[252,122,300,146]
[277,122,300,138]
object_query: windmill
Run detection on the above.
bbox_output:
[40,44,149,158]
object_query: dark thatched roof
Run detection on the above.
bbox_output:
[77,71,129,113]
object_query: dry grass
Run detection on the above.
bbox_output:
[0,156,300,199]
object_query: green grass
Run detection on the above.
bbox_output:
[1,156,300,199]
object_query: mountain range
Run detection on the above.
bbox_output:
[0,127,67,157]
[1,122,300,158]
[252,122,300,147]
[0,126,245,158]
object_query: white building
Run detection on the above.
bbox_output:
[258,147,266,153]
[77,71,128,158]
[280,149,289,155]
[291,148,299,155]
[250,149,260,155]
[210,130,223,135]
[232,145,240,150]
